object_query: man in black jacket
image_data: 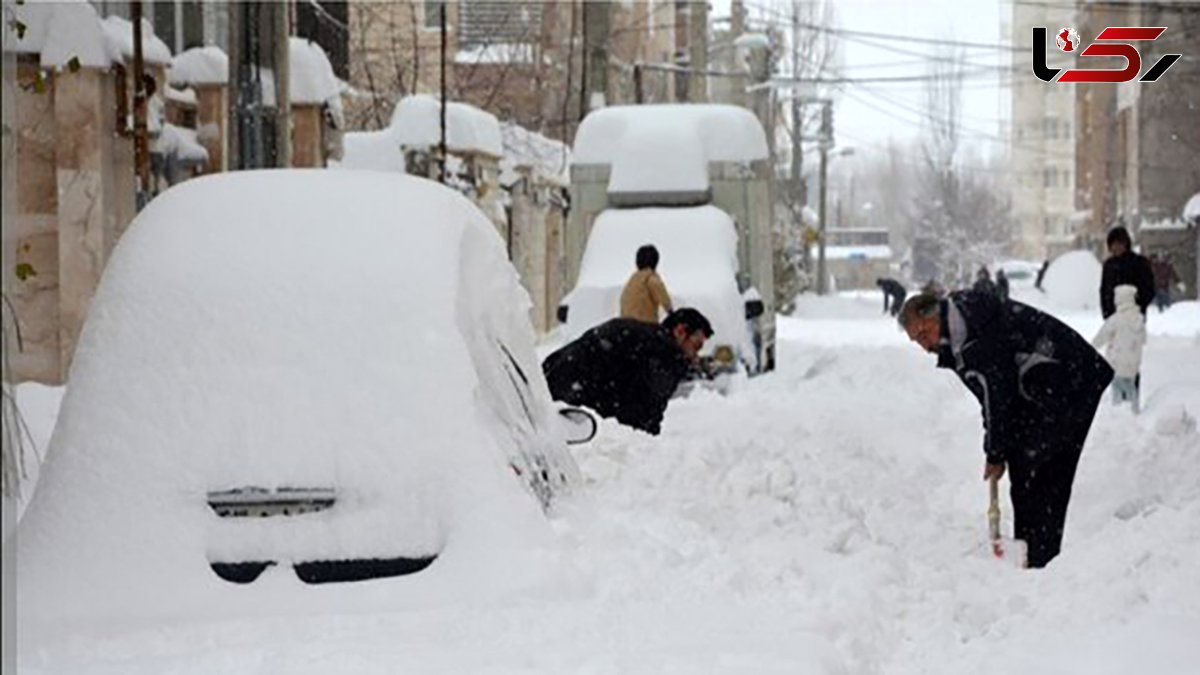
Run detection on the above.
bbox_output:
[1101,226,1155,318]
[899,291,1113,568]
[542,308,713,435]
[876,278,907,317]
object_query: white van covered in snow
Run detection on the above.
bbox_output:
[562,104,776,373]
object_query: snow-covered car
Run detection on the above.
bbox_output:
[557,205,761,377]
[16,170,590,631]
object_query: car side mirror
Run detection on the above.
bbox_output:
[557,305,569,324]
[744,299,765,320]
[557,407,597,444]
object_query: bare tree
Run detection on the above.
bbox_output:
[910,46,1011,286]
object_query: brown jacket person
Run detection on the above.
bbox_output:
[620,245,673,324]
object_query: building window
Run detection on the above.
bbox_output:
[1046,118,1058,139]
[424,1,445,29]
[1044,168,1056,188]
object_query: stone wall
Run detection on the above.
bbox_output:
[4,62,134,385]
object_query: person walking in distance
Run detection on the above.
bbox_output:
[899,290,1113,568]
[620,245,673,324]
[1150,253,1181,313]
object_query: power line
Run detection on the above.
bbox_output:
[743,1,1024,52]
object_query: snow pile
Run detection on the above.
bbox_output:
[334,129,406,173]
[572,105,769,195]
[152,122,208,163]
[1042,249,1102,312]
[2,1,122,69]
[288,37,343,126]
[170,46,229,86]
[11,294,1200,673]
[15,170,574,634]
[101,15,172,65]
[4,383,64,526]
[1148,300,1200,339]
[500,122,569,186]
[563,205,749,359]
[390,95,503,157]
[1182,192,1200,224]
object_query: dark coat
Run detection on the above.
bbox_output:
[542,318,692,435]
[936,291,1113,466]
[877,278,907,297]
[995,272,1010,302]
[1101,251,1154,318]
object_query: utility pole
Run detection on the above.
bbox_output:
[816,101,832,295]
[272,1,290,168]
[688,0,708,102]
[790,3,803,212]
[439,0,447,183]
[582,1,610,114]
[131,1,150,208]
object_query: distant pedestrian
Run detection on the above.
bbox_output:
[1150,254,1180,312]
[620,245,673,324]
[1100,226,1154,319]
[972,266,996,296]
[876,278,908,317]
[899,291,1113,568]
[542,308,712,436]
[995,269,1010,302]
[1092,285,1147,414]
[1035,259,1050,292]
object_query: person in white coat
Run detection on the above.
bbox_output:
[1092,284,1147,413]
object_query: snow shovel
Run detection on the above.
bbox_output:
[988,475,1027,567]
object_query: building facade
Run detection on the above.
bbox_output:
[1009,1,1077,260]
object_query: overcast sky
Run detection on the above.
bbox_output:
[713,0,1020,158]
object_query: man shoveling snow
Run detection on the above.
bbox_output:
[899,290,1113,568]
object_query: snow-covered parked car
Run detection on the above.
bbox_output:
[558,205,759,378]
[16,170,590,631]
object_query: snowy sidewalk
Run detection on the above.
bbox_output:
[17,294,1200,674]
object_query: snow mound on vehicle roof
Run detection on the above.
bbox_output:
[566,205,749,358]
[1042,250,1102,312]
[16,170,567,632]
[572,105,769,195]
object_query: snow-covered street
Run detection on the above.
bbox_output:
[19,293,1200,674]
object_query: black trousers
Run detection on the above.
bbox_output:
[1007,392,1102,568]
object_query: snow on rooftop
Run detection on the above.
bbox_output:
[500,123,569,186]
[101,15,171,65]
[390,95,503,158]
[572,105,769,194]
[3,1,123,69]
[169,46,229,86]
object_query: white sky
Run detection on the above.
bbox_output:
[713,0,1022,158]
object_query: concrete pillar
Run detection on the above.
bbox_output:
[54,67,128,378]
[290,104,323,167]
[7,60,62,384]
[194,84,227,173]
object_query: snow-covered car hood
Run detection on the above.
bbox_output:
[562,205,750,360]
[16,170,575,630]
